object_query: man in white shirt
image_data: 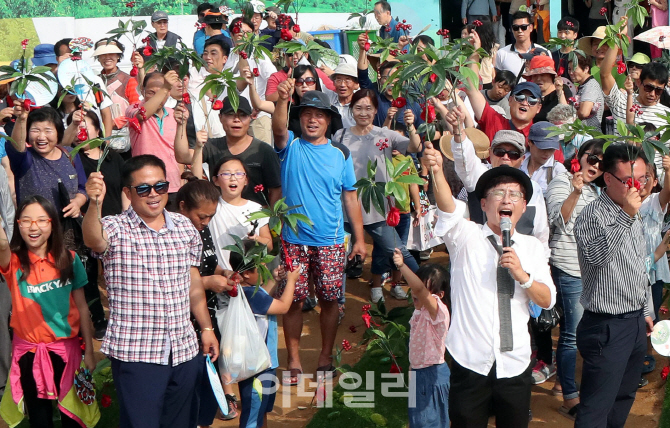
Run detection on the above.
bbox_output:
[520,121,567,195]
[449,120,551,258]
[495,10,549,80]
[422,130,555,427]
[226,16,277,145]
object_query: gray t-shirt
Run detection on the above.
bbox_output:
[577,76,605,128]
[332,126,410,225]
[481,89,511,118]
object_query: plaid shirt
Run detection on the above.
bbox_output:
[95,207,203,366]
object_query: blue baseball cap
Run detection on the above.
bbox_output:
[511,81,542,100]
[31,44,58,67]
[528,121,560,150]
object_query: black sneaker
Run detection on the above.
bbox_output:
[345,255,363,279]
[302,295,318,312]
[93,321,108,341]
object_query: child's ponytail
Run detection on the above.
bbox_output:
[415,264,451,314]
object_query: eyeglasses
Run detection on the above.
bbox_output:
[607,172,649,188]
[295,77,316,86]
[492,147,523,160]
[216,172,246,180]
[131,181,170,197]
[628,63,643,70]
[584,153,602,167]
[18,218,51,229]
[334,77,355,85]
[487,189,524,202]
[512,24,531,32]
[642,83,665,96]
[513,94,540,106]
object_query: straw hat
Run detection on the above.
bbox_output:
[577,26,607,58]
[440,128,490,161]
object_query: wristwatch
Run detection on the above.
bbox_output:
[520,272,534,289]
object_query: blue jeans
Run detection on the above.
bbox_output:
[366,220,419,275]
[372,213,413,274]
[552,266,584,400]
[409,362,450,427]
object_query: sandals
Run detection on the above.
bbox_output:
[316,364,338,381]
[282,367,303,386]
[558,405,578,421]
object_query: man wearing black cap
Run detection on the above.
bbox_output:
[422,139,555,428]
[149,10,182,51]
[174,96,281,207]
[521,121,567,195]
[271,81,367,385]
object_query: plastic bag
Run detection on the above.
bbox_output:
[217,288,271,383]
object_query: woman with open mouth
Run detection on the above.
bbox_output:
[7,106,88,223]
[545,138,605,421]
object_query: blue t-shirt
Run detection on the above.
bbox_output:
[276,131,357,246]
[0,138,6,159]
[242,286,278,369]
[193,28,206,55]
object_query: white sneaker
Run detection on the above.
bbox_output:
[370,287,384,303]
[390,284,408,300]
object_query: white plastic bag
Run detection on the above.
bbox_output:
[406,206,442,251]
[217,288,271,384]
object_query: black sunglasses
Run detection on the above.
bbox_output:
[585,154,601,167]
[642,83,664,96]
[492,147,522,160]
[512,24,530,31]
[131,181,170,197]
[295,77,317,86]
[513,93,540,106]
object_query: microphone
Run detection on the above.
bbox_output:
[501,217,512,250]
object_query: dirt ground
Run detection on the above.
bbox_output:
[0,245,665,428]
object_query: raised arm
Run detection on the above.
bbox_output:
[139,70,179,122]
[173,104,193,165]
[267,265,300,315]
[422,140,455,213]
[272,79,294,150]
[600,20,625,97]
[358,33,369,72]
[660,155,670,209]
[9,102,29,152]
[190,129,207,179]
[82,172,110,254]
[242,67,275,114]
[463,29,487,120]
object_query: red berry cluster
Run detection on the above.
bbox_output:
[629,104,643,116]
[254,184,264,193]
[293,25,301,32]
[436,29,450,39]
[395,20,412,32]
[141,36,151,44]
[280,28,292,41]
[420,103,436,123]
[389,49,400,56]
[143,46,153,56]
[195,22,206,30]
[232,20,243,34]
[182,93,191,105]
[77,127,88,142]
[362,304,371,312]
[599,7,607,16]
[212,99,223,110]
[21,39,29,49]
[566,21,575,28]
[616,60,627,74]
[626,178,642,190]
[391,97,406,108]
[130,64,139,77]
[364,42,371,52]
[253,67,260,77]
[473,20,483,27]
[570,157,581,173]
[376,138,390,150]
[125,1,135,7]
[128,117,141,134]
[138,106,147,121]
[349,325,357,333]
[342,339,352,351]
[240,51,248,59]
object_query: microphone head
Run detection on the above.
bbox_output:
[500,217,512,232]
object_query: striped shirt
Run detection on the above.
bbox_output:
[95,207,203,366]
[545,172,600,277]
[574,191,650,315]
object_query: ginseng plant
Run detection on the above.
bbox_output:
[0,39,57,110]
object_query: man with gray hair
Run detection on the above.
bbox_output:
[546,104,589,160]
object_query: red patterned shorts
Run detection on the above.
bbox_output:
[276,242,345,302]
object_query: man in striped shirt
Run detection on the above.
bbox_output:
[573,144,654,427]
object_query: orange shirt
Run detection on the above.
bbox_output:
[1,251,87,344]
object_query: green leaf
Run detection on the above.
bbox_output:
[289,213,314,227]
[371,183,386,217]
[247,211,272,221]
[395,175,425,185]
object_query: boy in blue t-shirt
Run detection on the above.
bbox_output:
[229,251,300,428]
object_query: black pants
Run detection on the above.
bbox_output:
[111,355,202,428]
[531,321,553,365]
[83,255,106,327]
[575,311,647,428]
[18,352,80,428]
[449,359,532,428]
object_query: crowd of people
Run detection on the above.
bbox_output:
[0,1,669,427]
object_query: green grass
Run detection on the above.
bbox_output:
[306,306,413,428]
[660,379,670,428]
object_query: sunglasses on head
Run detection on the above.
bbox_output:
[131,181,170,197]
[512,24,530,31]
[295,77,317,86]
[513,93,540,106]
[642,83,664,96]
[492,147,522,160]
